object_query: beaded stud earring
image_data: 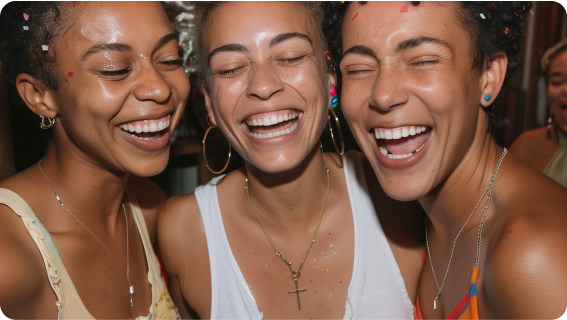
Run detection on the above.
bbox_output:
[484,94,491,102]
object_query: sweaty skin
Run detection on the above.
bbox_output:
[0,2,189,318]
[339,2,567,318]
[158,2,425,319]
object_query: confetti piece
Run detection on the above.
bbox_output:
[400,6,408,12]
[351,12,358,21]
[510,36,515,42]
[504,27,509,34]
[23,26,29,31]
[490,4,496,7]
[523,5,525,10]
[480,13,486,19]
[325,50,331,61]
[514,12,518,17]
[130,248,133,253]
[41,45,48,51]
[23,13,29,20]
[67,70,74,77]
[141,196,150,207]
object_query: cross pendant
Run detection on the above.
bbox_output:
[288,280,307,310]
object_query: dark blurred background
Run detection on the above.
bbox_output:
[1,2,565,196]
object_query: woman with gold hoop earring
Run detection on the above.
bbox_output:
[158,2,425,319]
[511,39,567,188]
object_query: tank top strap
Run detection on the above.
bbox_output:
[123,186,180,319]
[0,188,87,319]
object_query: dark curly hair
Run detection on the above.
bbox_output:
[322,1,533,133]
[0,1,77,104]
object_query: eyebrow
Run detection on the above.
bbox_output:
[207,32,314,65]
[395,36,452,53]
[342,45,377,59]
[269,32,313,48]
[81,32,179,61]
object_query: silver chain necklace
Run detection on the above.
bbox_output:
[39,160,134,307]
[425,148,507,311]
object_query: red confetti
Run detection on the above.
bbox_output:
[141,196,150,207]
[351,12,359,21]
[67,70,74,77]
[400,6,408,12]
[490,4,496,7]
[504,27,509,34]
[423,251,426,261]
[510,36,515,42]
[129,248,133,254]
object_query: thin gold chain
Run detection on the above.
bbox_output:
[245,143,330,277]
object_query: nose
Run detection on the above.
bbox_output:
[132,63,173,103]
[246,62,284,100]
[370,62,408,112]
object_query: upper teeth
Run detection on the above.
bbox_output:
[247,113,298,127]
[121,119,170,133]
[374,126,427,140]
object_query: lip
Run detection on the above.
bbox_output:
[241,109,304,144]
[369,127,432,170]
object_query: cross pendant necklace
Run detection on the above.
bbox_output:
[288,270,307,310]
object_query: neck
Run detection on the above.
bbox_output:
[419,131,504,239]
[39,138,129,225]
[244,144,330,228]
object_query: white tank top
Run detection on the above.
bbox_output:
[194,153,415,319]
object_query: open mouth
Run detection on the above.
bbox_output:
[119,115,170,140]
[244,110,302,139]
[374,126,431,159]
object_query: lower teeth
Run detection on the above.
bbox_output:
[380,141,426,159]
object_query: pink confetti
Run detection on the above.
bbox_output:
[400,6,408,12]
[490,4,496,7]
[67,70,74,77]
[23,13,29,20]
[351,12,358,21]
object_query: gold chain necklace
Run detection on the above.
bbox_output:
[244,143,330,310]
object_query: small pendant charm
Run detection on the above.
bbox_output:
[130,285,134,294]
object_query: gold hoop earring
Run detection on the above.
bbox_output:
[40,116,55,129]
[328,107,344,156]
[202,124,231,174]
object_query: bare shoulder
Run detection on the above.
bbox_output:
[509,127,549,161]
[483,156,567,318]
[127,175,167,244]
[0,203,53,317]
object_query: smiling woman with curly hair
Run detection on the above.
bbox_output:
[324,1,567,318]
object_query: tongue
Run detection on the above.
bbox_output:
[383,131,429,155]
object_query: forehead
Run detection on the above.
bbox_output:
[549,49,567,72]
[203,2,318,51]
[64,2,172,49]
[342,2,466,52]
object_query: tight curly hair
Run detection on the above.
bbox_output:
[0,2,77,104]
[322,1,533,133]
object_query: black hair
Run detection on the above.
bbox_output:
[0,2,75,104]
[322,1,533,133]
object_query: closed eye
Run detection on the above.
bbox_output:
[99,68,131,76]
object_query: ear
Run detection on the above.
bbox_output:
[201,85,218,127]
[15,73,59,118]
[479,52,507,107]
[329,69,337,88]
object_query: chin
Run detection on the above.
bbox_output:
[124,155,170,178]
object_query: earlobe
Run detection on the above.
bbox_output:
[201,85,217,127]
[480,52,507,107]
[15,73,58,117]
